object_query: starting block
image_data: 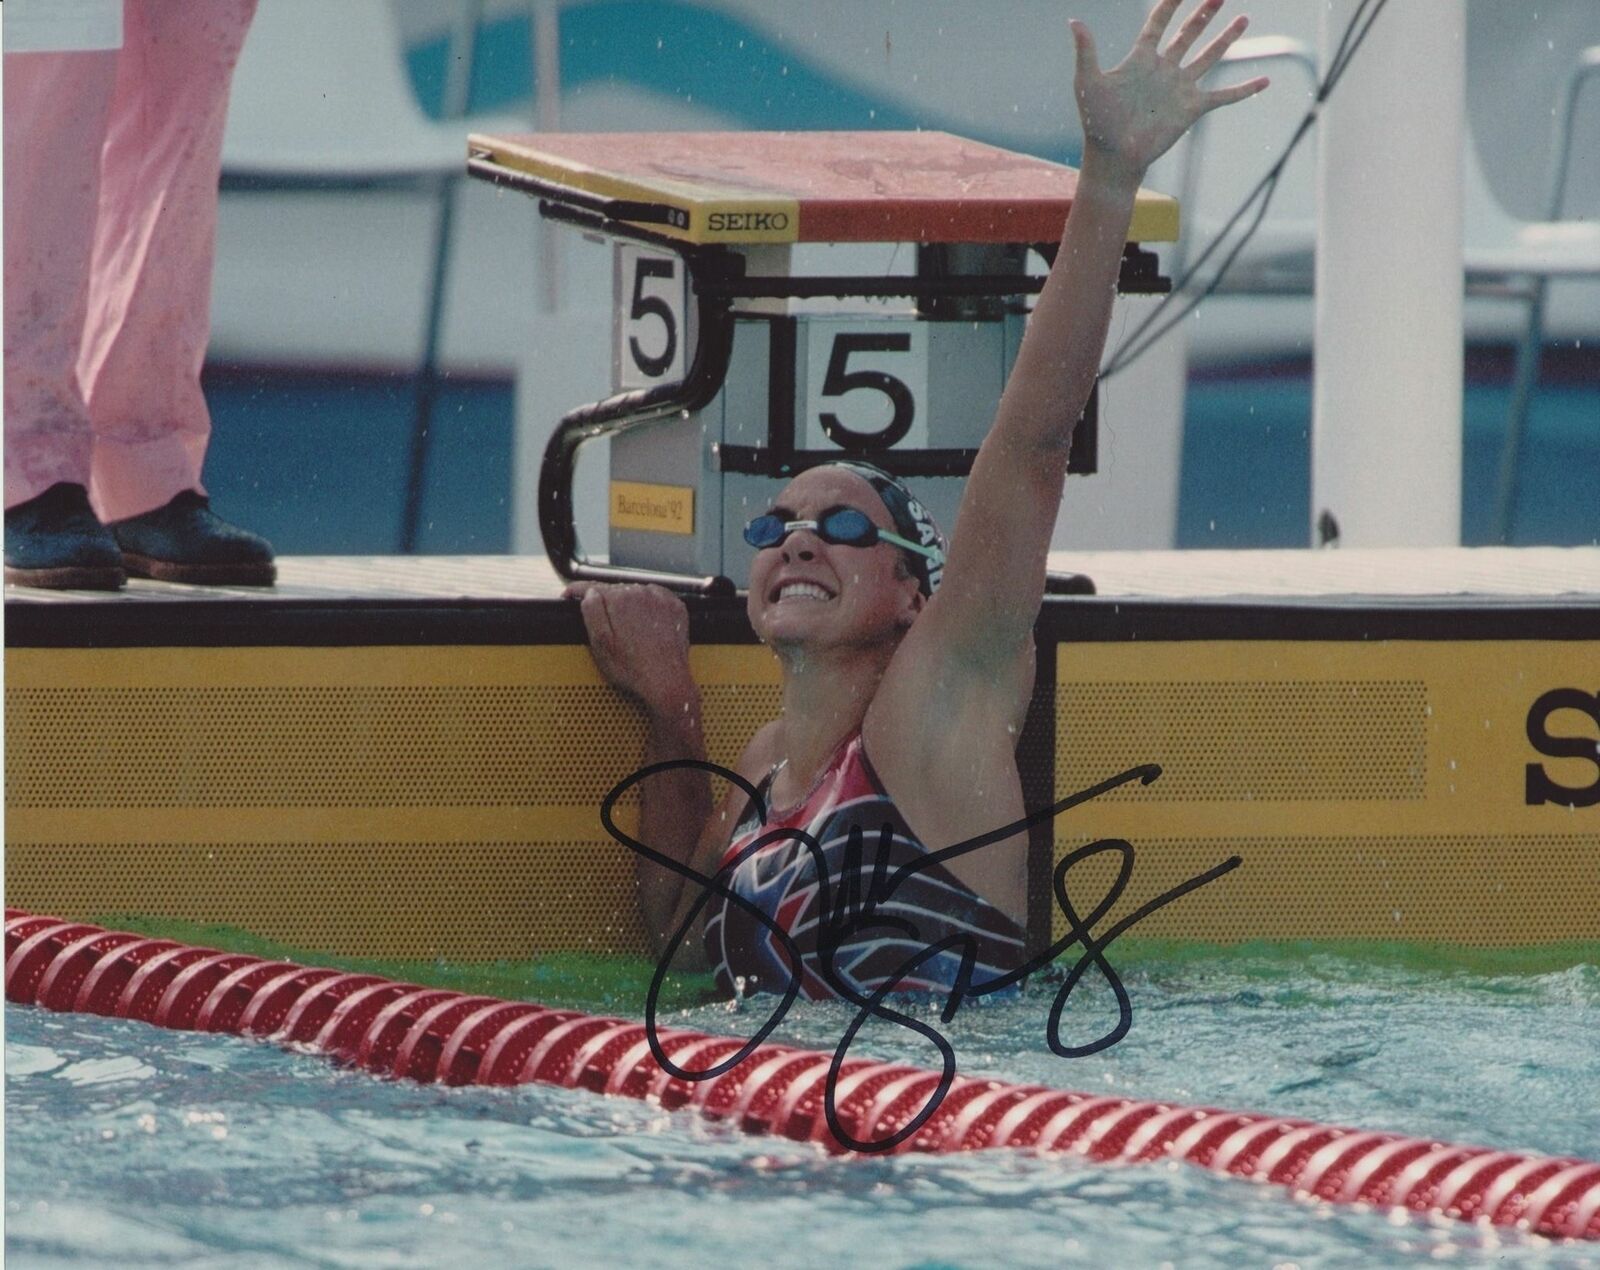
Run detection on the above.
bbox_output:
[467,130,1181,594]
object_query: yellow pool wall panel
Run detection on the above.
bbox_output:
[6,635,1596,957]
[5,644,781,960]
[1051,640,1600,947]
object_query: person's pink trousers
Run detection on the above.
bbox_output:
[4,0,258,521]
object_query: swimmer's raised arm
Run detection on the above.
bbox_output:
[914,0,1266,663]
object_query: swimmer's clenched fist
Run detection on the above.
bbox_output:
[563,581,693,711]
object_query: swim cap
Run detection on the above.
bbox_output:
[824,460,947,596]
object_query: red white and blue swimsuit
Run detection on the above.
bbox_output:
[702,732,1026,1001]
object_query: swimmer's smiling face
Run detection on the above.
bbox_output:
[747,466,925,652]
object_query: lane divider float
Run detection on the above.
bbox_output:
[8,910,1597,1241]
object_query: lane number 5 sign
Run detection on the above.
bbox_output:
[802,321,929,453]
[615,245,687,389]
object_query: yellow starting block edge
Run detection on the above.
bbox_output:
[467,133,1180,246]
[468,134,801,245]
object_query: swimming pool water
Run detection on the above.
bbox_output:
[8,952,1598,1267]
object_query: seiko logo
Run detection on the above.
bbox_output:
[707,211,791,232]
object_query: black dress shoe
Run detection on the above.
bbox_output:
[108,490,276,586]
[4,482,126,590]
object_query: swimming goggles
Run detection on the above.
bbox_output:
[743,505,944,563]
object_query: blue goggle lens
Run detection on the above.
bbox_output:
[743,506,878,550]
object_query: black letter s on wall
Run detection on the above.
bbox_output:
[1525,688,1600,808]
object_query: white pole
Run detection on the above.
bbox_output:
[535,0,563,314]
[514,0,571,555]
[1312,0,1464,547]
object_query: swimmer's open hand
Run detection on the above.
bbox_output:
[564,581,696,711]
[1071,0,1268,184]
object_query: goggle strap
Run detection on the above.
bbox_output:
[876,527,943,563]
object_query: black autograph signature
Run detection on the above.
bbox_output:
[600,761,1240,1153]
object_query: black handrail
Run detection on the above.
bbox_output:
[536,245,739,595]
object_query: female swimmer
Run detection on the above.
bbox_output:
[568,0,1268,1001]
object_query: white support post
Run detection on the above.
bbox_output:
[534,0,563,314]
[1312,0,1465,547]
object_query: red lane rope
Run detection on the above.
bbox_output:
[8,910,1596,1240]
